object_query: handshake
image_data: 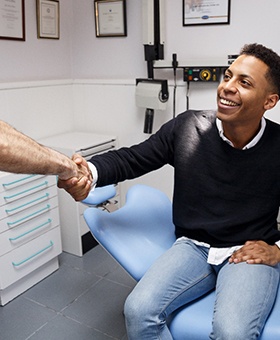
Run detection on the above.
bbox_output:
[57,153,93,202]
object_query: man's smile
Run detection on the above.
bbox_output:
[219,97,240,107]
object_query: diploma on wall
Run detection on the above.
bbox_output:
[0,0,25,41]
[36,0,59,39]
[183,0,230,26]
[94,0,127,37]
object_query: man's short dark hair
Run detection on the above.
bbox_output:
[240,43,280,96]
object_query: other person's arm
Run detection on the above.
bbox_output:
[0,120,91,184]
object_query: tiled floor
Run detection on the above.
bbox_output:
[0,246,136,340]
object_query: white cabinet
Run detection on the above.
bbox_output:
[0,172,62,305]
[39,132,119,257]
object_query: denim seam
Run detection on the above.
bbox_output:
[156,270,215,337]
[254,268,279,338]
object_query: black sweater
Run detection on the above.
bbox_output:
[90,110,280,247]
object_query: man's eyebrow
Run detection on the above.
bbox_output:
[225,68,255,82]
[239,74,255,83]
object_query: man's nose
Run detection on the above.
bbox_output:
[223,78,237,92]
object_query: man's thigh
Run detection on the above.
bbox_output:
[211,261,280,339]
[128,239,217,316]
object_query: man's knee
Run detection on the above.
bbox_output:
[124,292,137,321]
[124,290,150,323]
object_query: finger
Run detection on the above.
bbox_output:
[70,177,89,192]
[77,165,90,177]
[70,181,92,201]
[73,156,83,165]
[246,258,263,264]
[72,154,88,167]
[57,177,78,189]
[230,251,252,263]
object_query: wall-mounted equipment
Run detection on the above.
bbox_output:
[228,54,239,65]
[142,0,165,64]
[154,57,227,110]
[137,0,165,134]
[138,0,229,132]
[136,78,169,133]
[136,79,168,109]
[183,67,221,82]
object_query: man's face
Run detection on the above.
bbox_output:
[216,55,274,127]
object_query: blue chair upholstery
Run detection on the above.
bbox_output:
[83,184,280,339]
[84,184,175,281]
[82,184,116,206]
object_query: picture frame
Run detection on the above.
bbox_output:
[0,0,25,41]
[94,0,127,37]
[183,0,230,26]
[36,0,59,39]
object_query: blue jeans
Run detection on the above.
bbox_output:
[124,238,280,339]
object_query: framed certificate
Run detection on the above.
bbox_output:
[94,0,127,37]
[183,0,230,26]
[0,0,25,41]
[36,0,60,39]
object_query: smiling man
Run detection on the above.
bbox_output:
[217,47,279,150]
[59,44,280,339]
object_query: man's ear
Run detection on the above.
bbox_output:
[264,93,279,111]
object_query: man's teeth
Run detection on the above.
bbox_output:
[220,98,239,106]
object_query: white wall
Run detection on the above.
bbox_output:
[71,0,280,80]
[0,81,74,140]
[71,0,145,79]
[3,0,279,82]
[0,0,73,82]
[1,0,280,200]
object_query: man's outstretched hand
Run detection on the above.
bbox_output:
[57,154,93,201]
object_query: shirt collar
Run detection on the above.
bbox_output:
[216,117,266,150]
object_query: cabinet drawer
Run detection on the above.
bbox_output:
[0,174,43,192]
[0,196,58,234]
[0,173,57,191]
[0,207,60,256]
[0,226,61,289]
[0,185,58,221]
[0,175,57,206]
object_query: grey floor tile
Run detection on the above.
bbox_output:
[105,264,136,288]
[121,335,128,340]
[22,263,101,312]
[60,246,120,277]
[62,278,132,339]
[0,296,56,340]
[28,314,117,340]
[0,246,132,340]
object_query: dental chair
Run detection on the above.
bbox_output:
[82,184,116,208]
[83,184,280,339]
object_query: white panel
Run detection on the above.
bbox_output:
[142,0,154,45]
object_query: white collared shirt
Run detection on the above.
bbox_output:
[216,117,266,149]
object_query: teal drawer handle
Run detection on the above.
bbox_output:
[4,181,48,200]
[9,219,52,241]
[5,193,50,213]
[2,175,36,187]
[12,241,54,267]
[7,204,51,227]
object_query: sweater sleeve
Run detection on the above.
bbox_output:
[89,118,176,187]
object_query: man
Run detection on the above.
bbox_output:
[59,44,280,339]
[0,120,92,189]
